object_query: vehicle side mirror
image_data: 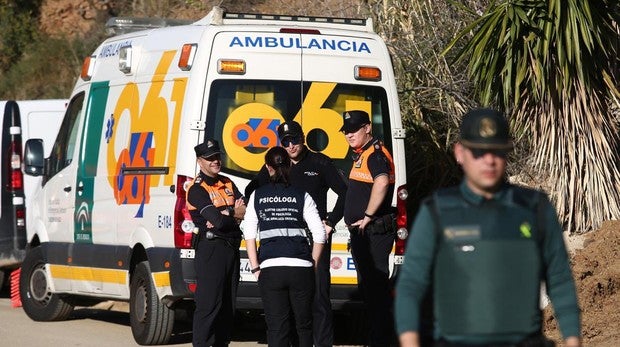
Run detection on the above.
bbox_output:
[24,138,45,176]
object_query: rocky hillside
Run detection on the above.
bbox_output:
[37,0,366,39]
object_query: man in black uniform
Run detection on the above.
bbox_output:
[245,120,347,347]
[341,110,396,347]
[187,139,246,347]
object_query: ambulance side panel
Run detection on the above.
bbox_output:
[27,27,207,300]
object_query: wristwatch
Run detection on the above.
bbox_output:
[251,266,260,273]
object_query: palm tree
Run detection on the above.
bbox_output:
[444,0,620,232]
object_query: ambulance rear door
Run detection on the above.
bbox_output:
[201,28,395,289]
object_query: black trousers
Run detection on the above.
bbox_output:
[350,228,395,347]
[192,237,240,347]
[313,232,333,347]
[289,234,333,347]
[259,266,315,347]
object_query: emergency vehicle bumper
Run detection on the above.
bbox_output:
[235,281,365,311]
[0,248,25,269]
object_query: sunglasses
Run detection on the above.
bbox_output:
[202,154,221,161]
[281,136,302,147]
[470,148,508,159]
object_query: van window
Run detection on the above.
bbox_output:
[47,93,85,179]
[205,80,391,179]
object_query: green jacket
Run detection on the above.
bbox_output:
[395,181,580,344]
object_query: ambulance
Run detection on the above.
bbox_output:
[0,99,66,289]
[20,7,408,345]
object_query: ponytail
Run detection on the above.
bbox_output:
[265,147,291,185]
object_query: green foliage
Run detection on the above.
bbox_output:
[368,0,491,211]
[445,0,620,231]
[0,33,102,99]
[0,0,43,72]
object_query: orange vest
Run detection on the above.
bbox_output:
[187,176,235,211]
[349,140,395,183]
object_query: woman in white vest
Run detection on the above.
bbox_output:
[244,146,326,347]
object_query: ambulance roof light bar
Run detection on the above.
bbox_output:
[198,6,374,33]
[224,11,367,26]
[105,17,194,36]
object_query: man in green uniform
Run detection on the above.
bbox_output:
[395,108,581,347]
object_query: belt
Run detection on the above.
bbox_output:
[202,231,241,249]
[347,213,396,235]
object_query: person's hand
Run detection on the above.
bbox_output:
[323,220,333,239]
[233,198,246,220]
[399,331,420,347]
[352,215,372,234]
[564,336,581,347]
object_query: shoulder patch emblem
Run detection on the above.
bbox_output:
[519,222,532,238]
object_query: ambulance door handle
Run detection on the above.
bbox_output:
[63,185,72,192]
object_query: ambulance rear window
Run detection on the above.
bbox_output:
[205,79,391,179]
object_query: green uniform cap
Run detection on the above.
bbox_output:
[459,108,513,150]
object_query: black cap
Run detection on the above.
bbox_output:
[277,121,303,139]
[339,110,371,133]
[194,138,221,158]
[459,108,513,150]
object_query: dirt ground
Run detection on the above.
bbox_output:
[543,221,620,346]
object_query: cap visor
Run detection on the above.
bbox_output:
[200,151,221,158]
[340,124,363,133]
[460,140,514,150]
[279,133,300,140]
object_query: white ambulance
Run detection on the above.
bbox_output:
[0,99,66,289]
[20,7,408,345]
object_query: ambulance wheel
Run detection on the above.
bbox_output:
[19,246,73,321]
[130,261,174,345]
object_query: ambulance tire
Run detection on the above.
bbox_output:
[0,270,5,290]
[130,261,174,345]
[19,246,74,321]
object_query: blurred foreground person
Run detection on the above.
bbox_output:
[395,108,581,347]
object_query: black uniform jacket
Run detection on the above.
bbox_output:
[244,146,347,226]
